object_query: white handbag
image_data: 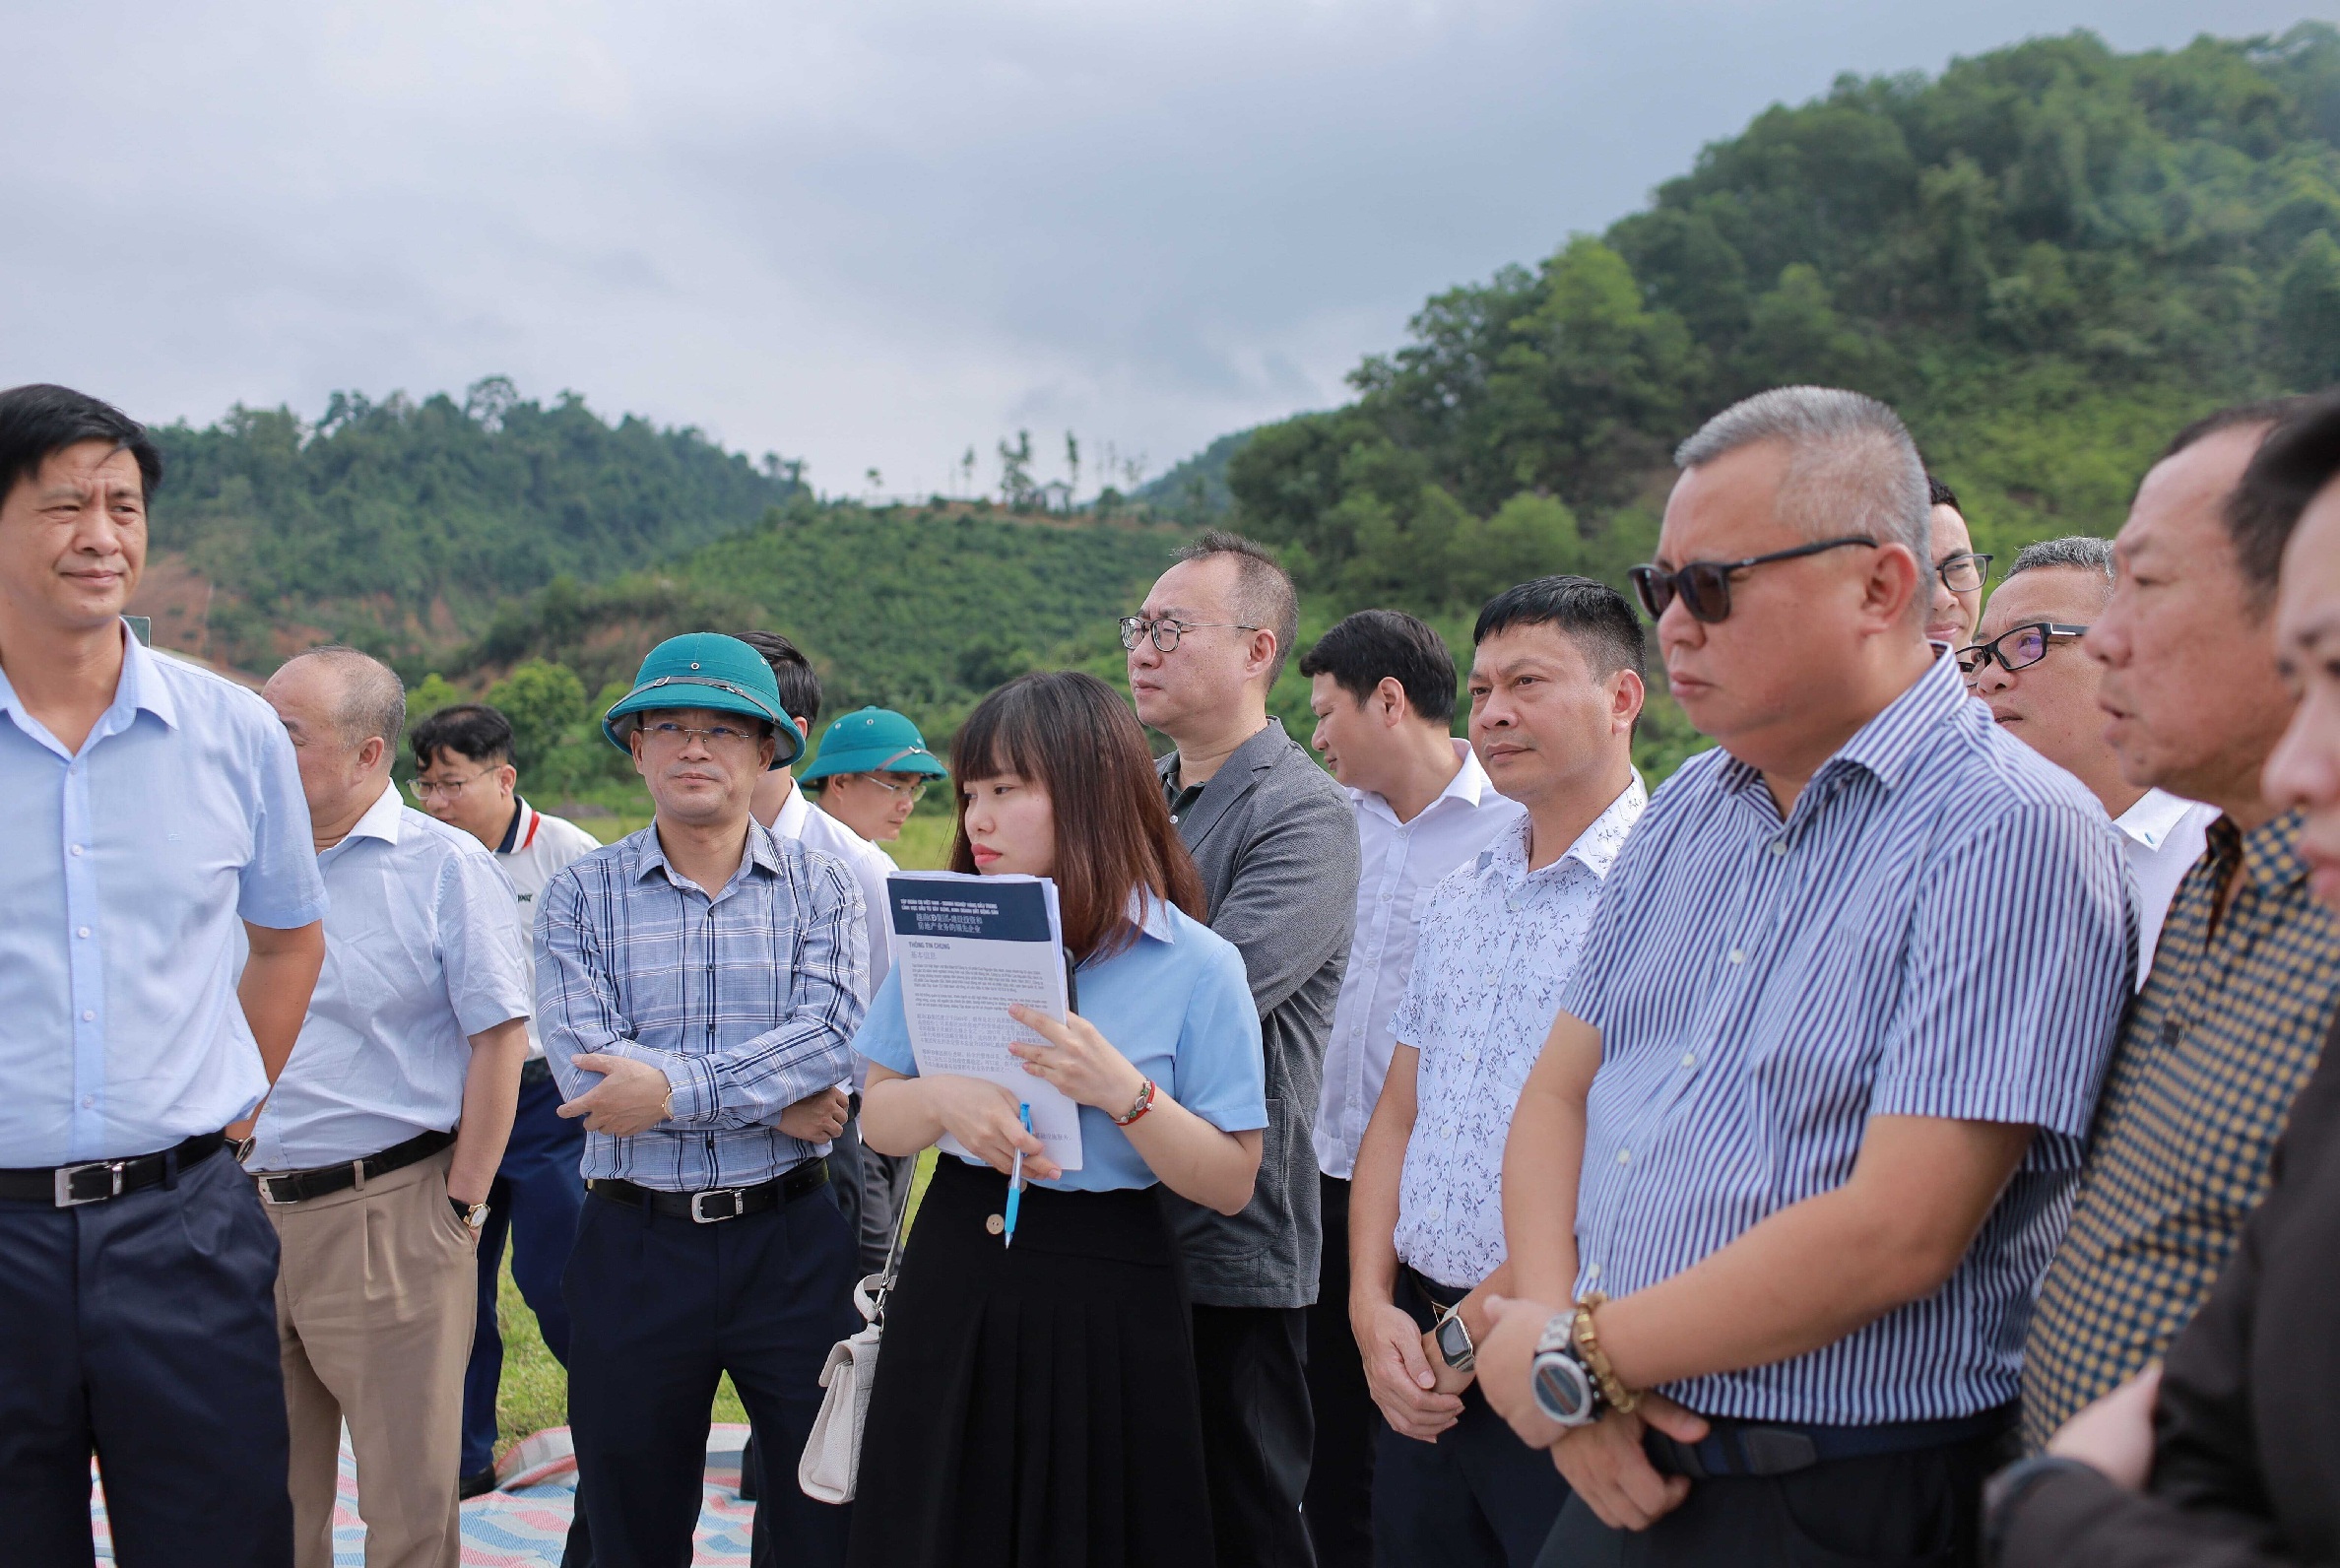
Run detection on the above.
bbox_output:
[798,1191,911,1504]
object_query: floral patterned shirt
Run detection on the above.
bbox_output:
[1390,776,1647,1289]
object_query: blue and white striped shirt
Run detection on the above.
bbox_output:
[537,820,868,1192]
[1562,652,2132,1424]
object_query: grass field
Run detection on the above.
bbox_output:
[494,800,951,1455]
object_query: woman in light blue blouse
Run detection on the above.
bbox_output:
[849,671,1268,1568]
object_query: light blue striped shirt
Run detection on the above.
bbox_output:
[0,630,327,1165]
[537,820,867,1191]
[1562,651,2132,1424]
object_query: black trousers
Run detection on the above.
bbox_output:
[1195,1302,1319,1568]
[562,1175,859,1568]
[0,1144,293,1568]
[1534,1428,2002,1568]
[1304,1174,1377,1568]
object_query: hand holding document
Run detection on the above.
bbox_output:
[886,872,1085,1172]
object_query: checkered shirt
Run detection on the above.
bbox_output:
[2021,808,2340,1448]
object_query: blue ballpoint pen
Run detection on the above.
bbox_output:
[1004,1103,1033,1249]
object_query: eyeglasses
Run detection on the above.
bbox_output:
[1936,552,1994,594]
[1955,621,2091,685]
[1628,537,1880,624]
[1119,615,1261,654]
[858,775,929,801]
[637,720,763,748]
[408,770,493,802]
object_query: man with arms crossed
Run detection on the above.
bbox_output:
[1129,531,1362,1568]
[1299,607,1524,1567]
[408,701,604,1499]
[1961,537,2217,980]
[251,648,533,1568]
[540,634,862,1567]
[2023,400,2340,1449]
[1351,578,1647,1567]
[1475,387,2130,1567]
[0,384,327,1568]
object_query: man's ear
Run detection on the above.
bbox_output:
[498,762,519,793]
[1865,542,1924,630]
[1248,630,1280,686]
[1609,669,1647,733]
[358,736,387,773]
[793,715,810,739]
[1376,677,1409,726]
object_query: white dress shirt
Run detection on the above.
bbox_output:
[495,797,605,1059]
[768,782,898,1001]
[1313,741,1527,1180]
[249,782,535,1171]
[1391,776,1646,1290]
[2114,787,2219,984]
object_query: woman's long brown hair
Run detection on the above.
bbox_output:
[947,671,1207,962]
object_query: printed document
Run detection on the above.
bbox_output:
[887,872,1084,1171]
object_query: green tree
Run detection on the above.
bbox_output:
[2277,229,2340,386]
[487,660,590,778]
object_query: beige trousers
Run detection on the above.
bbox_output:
[263,1144,478,1568]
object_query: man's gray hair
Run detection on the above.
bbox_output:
[1675,386,1930,566]
[2007,535,2115,589]
[286,644,408,749]
[1174,528,1300,686]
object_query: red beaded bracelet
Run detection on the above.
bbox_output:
[1110,1078,1156,1127]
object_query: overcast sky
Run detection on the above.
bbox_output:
[3,1,2329,501]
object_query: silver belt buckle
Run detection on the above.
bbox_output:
[54,1159,127,1208]
[689,1187,745,1223]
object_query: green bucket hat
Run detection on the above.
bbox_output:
[799,706,948,783]
[602,633,802,769]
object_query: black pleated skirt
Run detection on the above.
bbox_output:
[845,1157,1215,1568]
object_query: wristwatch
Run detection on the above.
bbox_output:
[1432,1302,1476,1375]
[1529,1312,1604,1427]
[450,1198,489,1232]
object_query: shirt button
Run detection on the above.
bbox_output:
[1770,840,1788,858]
[1615,1148,1631,1166]
[1680,1052,1697,1069]
[1587,1262,1602,1279]
[77,927,92,939]
[70,844,86,857]
[1727,949,1744,964]
[82,1095,96,1108]
[82,1010,96,1021]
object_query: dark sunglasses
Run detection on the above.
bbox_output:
[1628,537,1880,624]
[1955,621,2090,685]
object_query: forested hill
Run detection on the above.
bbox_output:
[139,378,798,669]
[1226,24,2340,616]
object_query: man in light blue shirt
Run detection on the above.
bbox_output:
[539,633,865,1567]
[249,646,532,1568]
[0,384,327,1568]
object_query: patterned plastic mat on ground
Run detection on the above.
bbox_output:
[92,1423,756,1566]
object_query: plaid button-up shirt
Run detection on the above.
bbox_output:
[537,819,867,1192]
[2022,808,2340,1447]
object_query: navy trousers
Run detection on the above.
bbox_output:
[0,1145,293,1568]
[1374,1383,1571,1567]
[461,1065,587,1476]
[562,1174,859,1568]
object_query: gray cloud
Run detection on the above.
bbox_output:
[2,0,2326,500]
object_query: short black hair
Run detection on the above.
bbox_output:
[2227,389,2340,603]
[1173,529,1301,686]
[0,383,164,508]
[1297,610,1458,724]
[411,703,514,769]
[734,629,822,727]
[1926,472,1960,511]
[1472,575,1646,682]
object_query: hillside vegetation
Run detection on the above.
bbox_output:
[1229,24,2340,610]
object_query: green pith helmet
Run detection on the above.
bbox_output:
[601,633,801,770]
[798,706,948,783]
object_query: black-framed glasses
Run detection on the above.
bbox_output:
[1936,552,1994,594]
[1955,621,2090,685]
[1628,537,1880,624]
[1118,615,1260,653]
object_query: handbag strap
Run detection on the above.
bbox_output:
[853,1173,919,1325]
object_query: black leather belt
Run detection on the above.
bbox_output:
[0,1132,227,1208]
[1646,1404,2014,1479]
[251,1128,455,1207]
[588,1158,829,1224]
